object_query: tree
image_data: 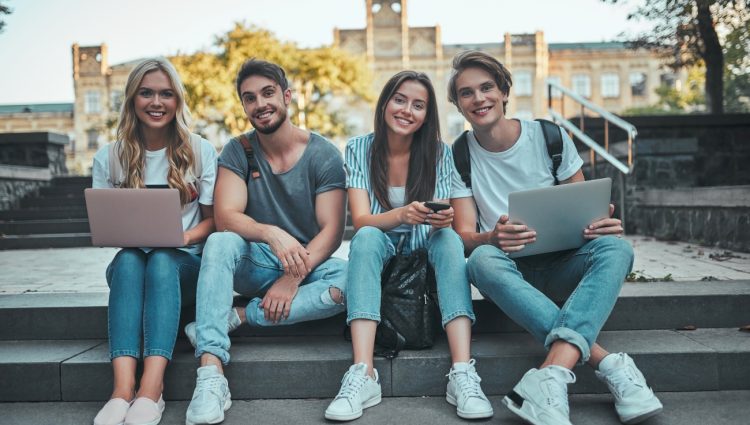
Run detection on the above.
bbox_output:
[622,65,706,115]
[171,24,374,138]
[723,14,750,111]
[606,0,749,114]
[0,1,12,33]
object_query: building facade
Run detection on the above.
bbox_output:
[0,0,680,174]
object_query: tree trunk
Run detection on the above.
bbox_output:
[696,0,724,114]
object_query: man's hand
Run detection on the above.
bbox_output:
[265,226,311,278]
[488,215,537,253]
[584,204,623,239]
[399,201,432,225]
[427,207,454,229]
[260,274,302,323]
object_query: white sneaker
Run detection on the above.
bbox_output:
[596,353,663,424]
[185,365,232,425]
[446,359,494,419]
[185,308,242,348]
[502,366,576,425]
[324,363,382,421]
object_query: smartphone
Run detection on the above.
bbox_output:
[423,201,450,212]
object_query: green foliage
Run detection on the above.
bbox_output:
[723,14,750,112]
[622,65,706,115]
[171,23,374,138]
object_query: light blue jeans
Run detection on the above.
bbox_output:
[346,226,475,327]
[467,235,633,363]
[106,248,200,360]
[194,231,347,364]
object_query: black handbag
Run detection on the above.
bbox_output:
[375,235,441,358]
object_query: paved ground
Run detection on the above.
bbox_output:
[1,236,749,294]
[2,391,749,425]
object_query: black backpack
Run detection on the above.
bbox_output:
[452,118,565,188]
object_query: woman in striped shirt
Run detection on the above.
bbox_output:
[325,71,493,422]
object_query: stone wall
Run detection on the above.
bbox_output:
[0,132,69,210]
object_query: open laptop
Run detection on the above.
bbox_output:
[507,178,612,258]
[84,188,184,247]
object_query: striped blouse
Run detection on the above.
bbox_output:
[344,132,469,252]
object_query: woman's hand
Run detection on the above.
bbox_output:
[398,201,432,225]
[427,207,454,229]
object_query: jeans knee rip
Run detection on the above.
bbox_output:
[321,286,344,306]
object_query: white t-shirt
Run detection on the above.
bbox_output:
[92,136,218,254]
[452,119,583,233]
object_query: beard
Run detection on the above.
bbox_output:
[251,107,287,135]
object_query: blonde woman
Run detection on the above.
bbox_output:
[91,58,217,425]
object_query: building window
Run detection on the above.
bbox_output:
[515,71,533,97]
[630,72,647,96]
[110,90,124,112]
[87,129,99,150]
[85,91,101,114]
[546,76,563,99]
[571,74,591,98]
[601,73,620,98]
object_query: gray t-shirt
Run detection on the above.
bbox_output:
[218,131,346,245]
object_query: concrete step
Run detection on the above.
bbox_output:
[0,218,90,235]
[2,390,749,425]
[0,206,88,220]
[49,176,92,187]
[2,280,748,341]
[1,328,748,402]
[20,194,85,209]
[0,233,92,250]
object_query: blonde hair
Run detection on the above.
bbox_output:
[115,57,196,205]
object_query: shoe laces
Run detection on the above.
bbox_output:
[195,373,226,399]
[447,359,484,399]
[603,362,646,398]
[335,367,369,402]
[543,367,574,416]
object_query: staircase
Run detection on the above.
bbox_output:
[0,176,91,250]
[1,280,749,423]
[0,177,356,250]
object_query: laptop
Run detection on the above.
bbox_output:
[507,178,612,258]
[84,188,185,247]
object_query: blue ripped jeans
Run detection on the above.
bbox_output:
[467,236,634,363]
[346,226,475,327]
[106,248,200,360]
[194,231,347,364]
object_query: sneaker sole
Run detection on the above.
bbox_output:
[622,405,663,424]
[324,394,382,422]
[502,391,572,425]
[445,393,494,419]
[185,397,232,425]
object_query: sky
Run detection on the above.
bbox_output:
[0,0,651,104]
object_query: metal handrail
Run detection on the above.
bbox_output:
[546,79,637,174]
[546,79,638,229]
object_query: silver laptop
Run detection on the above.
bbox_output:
[84,188,184,247]
[507,178,612,258]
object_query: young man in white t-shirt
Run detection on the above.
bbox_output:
[448,50,663,425]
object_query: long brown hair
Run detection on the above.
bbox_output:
[370,71,442,210]
[115,58,196,205]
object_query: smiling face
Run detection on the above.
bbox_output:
[383,79,429,141]
[133,70,178,133]
[239,75,291,135]
[454,67,509,130]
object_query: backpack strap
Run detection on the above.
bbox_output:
[535,118,564,185]
[107,140,125,188]
[238,132,261,180]
[451,130,471,189]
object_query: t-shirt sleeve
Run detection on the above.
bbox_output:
[217,138,249,181]
[344,137,369,190]
[556,129,584,181]
[92,145,112,189]
[315,141,346,194]
[198,139,218,206]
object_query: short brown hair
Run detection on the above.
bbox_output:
[447,50,513,111]
[235,58,289,99]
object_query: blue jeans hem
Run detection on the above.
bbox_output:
[545,326,591,364]
[143,349,173,360]
[347,312,381,325]
[196,347,230,365]
[441,311,476,328]
[110,350,139,360]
